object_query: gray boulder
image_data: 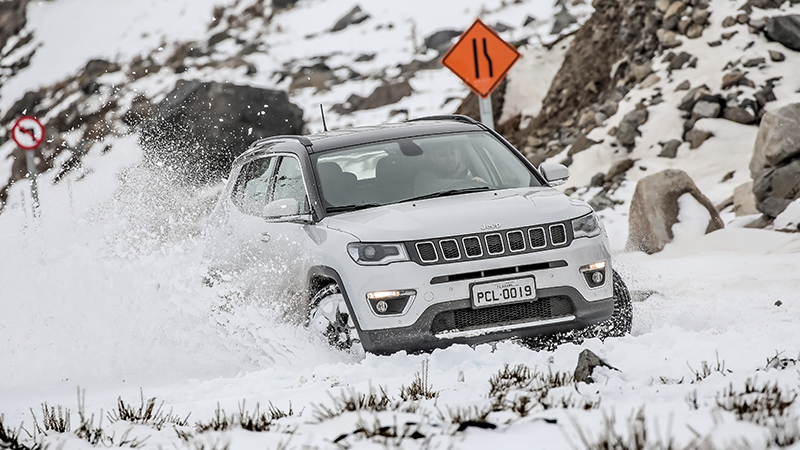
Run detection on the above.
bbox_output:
[627,169,724,253]
[551,7,577,35]
[332,80,413,114]
[331,5,370,32]
[692,100,721,120]
[140,80,304,184]
[750,103,800,173]
[424,29,462,52]
[765,15,800,51]
[574,349,617,384]
[0,0,28,58]
[752,160,800,216]
[734,181,759,216]
[617,108,649,149]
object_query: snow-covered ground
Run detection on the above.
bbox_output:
[1,0,800,449]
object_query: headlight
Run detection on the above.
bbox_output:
[347,243,410,265]
[572,212,602,239]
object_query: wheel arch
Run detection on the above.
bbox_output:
[307,265,363,332]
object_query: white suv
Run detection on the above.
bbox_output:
[205,116,631,354]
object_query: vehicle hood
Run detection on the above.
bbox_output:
[324,187,593,242]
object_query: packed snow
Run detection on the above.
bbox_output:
[1,0,800,449]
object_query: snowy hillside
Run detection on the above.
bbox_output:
[1,0,800,449]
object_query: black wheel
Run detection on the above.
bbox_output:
[595,270,633,338]
[306,283,362,353]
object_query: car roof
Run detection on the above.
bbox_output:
[305,119,484,152]
[239,116,487,161]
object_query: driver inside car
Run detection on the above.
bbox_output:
[413,143,486,196]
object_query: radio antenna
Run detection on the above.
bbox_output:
[319,104,328,132]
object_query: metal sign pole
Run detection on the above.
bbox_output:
[478,96,494,130]
[25,150,41,217]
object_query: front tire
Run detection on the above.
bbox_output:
[594,270,633,338]
[306,283,362,353]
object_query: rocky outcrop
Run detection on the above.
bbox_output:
[140,81,304,184]
[331,5,370,32]
[0,0,29,58]
[627,169,724,253]
[764,15,800,51]
[332,80,413,114]
[749,103,800,217]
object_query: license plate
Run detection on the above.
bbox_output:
[471,277,536,308]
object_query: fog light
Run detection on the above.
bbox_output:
[580,261,608,288]
[366,289,416,315]
[592,271,604,284]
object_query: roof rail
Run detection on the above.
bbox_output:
[408,114,481,125]
[255,135,313,148]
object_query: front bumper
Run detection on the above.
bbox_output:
[358,286,612,355]
[333,234,614,354]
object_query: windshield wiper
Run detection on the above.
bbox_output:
[404,186,491,202]
[326,203,384,213]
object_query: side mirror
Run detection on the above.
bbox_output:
[539,163,570,186]
[263,198,299,218]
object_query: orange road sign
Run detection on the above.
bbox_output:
[441,18,521,99]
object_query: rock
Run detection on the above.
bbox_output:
[743,57,766,67]
[208,30,230,47]
[272,0,298,9]
[708,40,722,47]
[617,109,649,148]
[686,24,705,39]
[722,16,737,27]
[755,85,777,106]
[606,158,636,182]
[289,62,339,92]
[574,349,617,384]
[493,22,513,32]
[0,0,28,59]
[760,196,794,217]
[424,29,462,52]
[658,139,681,158]
[734,181,759,216]
[568,134,600,156]
[750,103,800,173]
[551,7,577,35]
[630,61,653,82]
[686,129,713,148]
[331,5,370,32]
[769,50,786,61]
[737,13,751,24]
[1,90,43,124]
[669,51,692,70]
[640,73,661,88]
[749,18,767,31]
[723,106,757,124]
[664,1,687,20]
[678,17,693,35]
[140,80,304,184]
[664,13,681,31]
[675,80,691,91]
[657,29,682,48]
[722,71,748,89]
[334,80,413,114]
[627,169,724,253]
[79,59,121,85]
[692,100,721,119]
[765,15,800,51]
[590,172,606,187]
[678,85,711,111]
[753,160,800,216]
[589,192,617,211]
[597,100,619,117]
[747,0,786,9]
[721,30,738,40]
[693,9,711,25]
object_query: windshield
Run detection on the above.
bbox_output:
[312,131,542,213]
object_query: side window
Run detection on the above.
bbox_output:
[272,156,311,215]
[231,156,276,216]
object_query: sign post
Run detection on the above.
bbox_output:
[11,115,45,217]
[441,18,521,130]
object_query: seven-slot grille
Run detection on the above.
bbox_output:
[407,221,575,265]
